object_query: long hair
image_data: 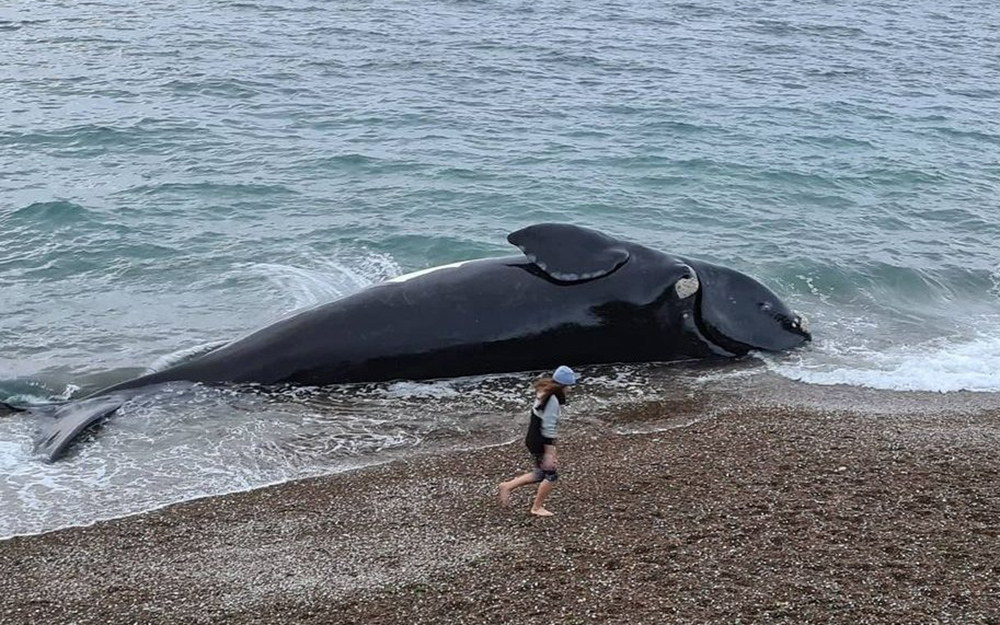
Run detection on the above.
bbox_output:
[533,376,567,408]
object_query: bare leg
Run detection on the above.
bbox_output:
[499,471,539,505]
[530,480,555,516]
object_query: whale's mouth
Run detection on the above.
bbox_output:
[691,288,753,356]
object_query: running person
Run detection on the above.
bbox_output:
[499,365,578,516]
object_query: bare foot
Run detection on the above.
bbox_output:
[498,483,511,506]
[530,507,554,517]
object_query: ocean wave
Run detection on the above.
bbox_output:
[305,153,428,174]
[236,249,402,312]
[2,200,96,225]
[0,124,160,148]
[119,181,300,198]
[0,121,212,156]
[766,326,1000,393]
[162,77,272,99]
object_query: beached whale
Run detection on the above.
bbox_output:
[14,223,810,461]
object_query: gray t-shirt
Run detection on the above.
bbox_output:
[532,394,561,441]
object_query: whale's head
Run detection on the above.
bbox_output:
[505,223,810,358]
[680,258,810,356]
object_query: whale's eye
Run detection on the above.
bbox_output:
[760,301,773,312]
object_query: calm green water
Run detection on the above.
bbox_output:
[1,0,999,535]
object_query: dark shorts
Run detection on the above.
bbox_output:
[531,453,559,483]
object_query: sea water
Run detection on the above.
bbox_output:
[1,0,998,536]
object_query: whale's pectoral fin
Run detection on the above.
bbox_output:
[33,395,128,462]
[508,223,631,282]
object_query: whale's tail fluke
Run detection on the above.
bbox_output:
[32,394,129,462]
[1,401,26,415]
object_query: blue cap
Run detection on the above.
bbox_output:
[552,365,578,386]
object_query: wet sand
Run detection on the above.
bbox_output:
[2,396,1000,624]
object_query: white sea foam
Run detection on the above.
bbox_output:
[0,440,21,474]
[146,341,228,373]
[385,380,461,398]
[246,250,403,312]
[0,368,707,539]
[766,332,1000,393]
[0,389,412,540]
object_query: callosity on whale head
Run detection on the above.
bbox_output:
[683,258,811,355]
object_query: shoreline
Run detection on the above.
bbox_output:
[3,397,1000,624]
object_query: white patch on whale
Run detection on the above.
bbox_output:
[796,315,810,334]
[387,261,473,284]
[675,272,700,299]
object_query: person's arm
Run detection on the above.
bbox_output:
[540,399,560,469]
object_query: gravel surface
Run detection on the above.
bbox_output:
[3,402,1000,624]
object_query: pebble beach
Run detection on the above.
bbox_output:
[4,382,999,625]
